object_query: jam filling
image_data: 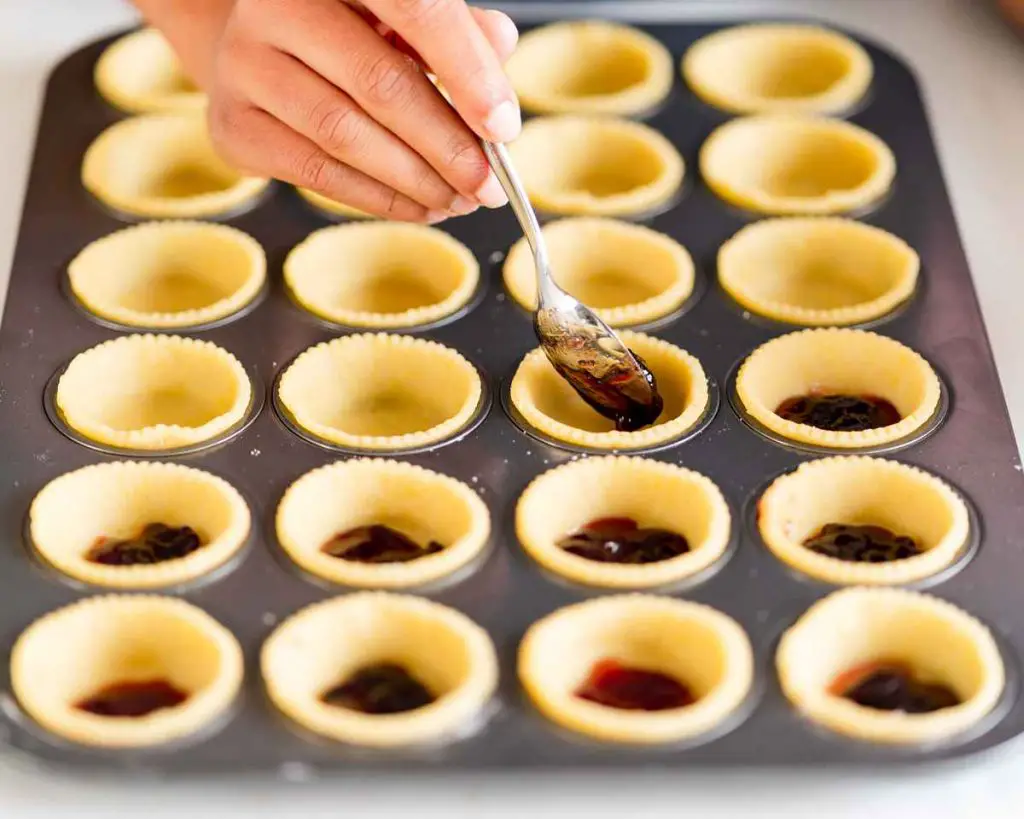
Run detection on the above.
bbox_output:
[829,661,960,713]
[76,679,189,717]
[558,517,690,564]
[775,392,901,432]
[86,522,202,566]
[803,523,922,563]
[576,659,695,711]
[321,663,436,714]
[321,525,444,563]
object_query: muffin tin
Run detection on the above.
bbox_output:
[2,16,1024,773]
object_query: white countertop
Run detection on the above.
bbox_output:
[2,0,1024,816]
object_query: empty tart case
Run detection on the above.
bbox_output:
[776,588,1005,745]
[68,221,266,329]
[29,461,250,589]
[284,222,479,329]
[296,187,371,220]
[699,115,895,215]
[509,330,709,451]
[54,334,252,452]
[261,592,499,747]
[516,457,730,589]
[682,24,873,115]
[276,459,490,589]
[506,21,673,116]
[734,328,941,449]
[276,333,483,451]
[82,113,269,218]
[518,595,754,744]
[503,217,694,327]
[507,116,684,216]
[757,457,970,585]
[718,218,919,326]
[94,27,206,113]
[10,595,243,748]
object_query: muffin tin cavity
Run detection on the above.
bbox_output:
[94,27,205,113]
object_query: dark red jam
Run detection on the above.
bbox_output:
[558,517,690,564]
[321,663,435,714]
[86,523,202,566]
[76,679,189,717]
[775,392,901,432]
[803,523,921,563]
[575,659,695,711]
[829,661,960,713]
[321,525,444,563]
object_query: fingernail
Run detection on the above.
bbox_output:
[483,99,521,143]
[488,10,520,51]
[449,195,479,216]
[426,209,450,224]
[475,171,508,209]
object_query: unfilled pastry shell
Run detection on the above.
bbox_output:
[683,24,872,114]
[82,113,269,218]
[509,330,709,450]
[55,334,252,451]
[94,27,206,113]
[700,115,895,215]
[10,595,243,748]
[518,595,754,744]
[277,333,482,451]
[718,218,918,326]
[758,457,969,585]
[507,21,673,116]
[776,588,1005,744]
[284,223,478,329]
[261,592,498,747]
[68,221,266,329]
[503,218,694,327]
[296,187,371,220]
[516,456,730,589]
[507,116,684,216]
[735,328,941,449]
[276,459,490,589]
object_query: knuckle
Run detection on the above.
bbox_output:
[410,164,449,207]
[393,0,451,24]
[358,53,416,108]
[309,98,363,156]
[444,135,489,186]
[296,150,336,193]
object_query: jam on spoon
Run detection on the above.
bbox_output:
[558,517,689,564]
[76,679,189,717]
[804,523,921,563]
[576,659,694,710]
[775,392,901,432]
[321,663,435,714]
[829,660,960,713]
[86,523,203,566]
[321,525,444,563]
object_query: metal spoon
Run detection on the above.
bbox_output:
[480,140,664,432]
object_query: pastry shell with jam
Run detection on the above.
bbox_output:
[261,592,498,747]
[94,28,206,113]
[503,218,694,327]
[296,187,372,219]
[68,221,266,329]
[55,334,252,452]
[758,457,969,585]
[699,115,895,215]
[516,456,730,589]
[735,328,941,449]
[776,587,1005,744]
[10,595,243,748]
[509,330,709,450]
[284,222,478,329]
[506,21,673,116]
[682,24,872,115]
[276,459,490,589]
[518,595,753,744]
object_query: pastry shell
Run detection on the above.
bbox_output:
[261,592,498,747]
[682,24,872,115]
[68,221,266,329]
[276,459,490,589]
[507,116,684,216]
[509,330,709,450]
[503,217,694,327]
[82,113,269,218]
[735,328,941,449]
[507,21,673,116]
[284,222,479,329]
[777,588,1005,744]
[296,187,371,220]
[516,456,730,589]
[10,595,243,748]
[718,218,918,326]
[758,457,969,585]
[55,334,252,452]
[699,115,895,215]
[518,595,754,744]
[277,333,482,451]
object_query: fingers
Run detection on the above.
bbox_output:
[470,8,519,64]
[999,0,1024,31]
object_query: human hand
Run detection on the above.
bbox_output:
[999,0,1024,32]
